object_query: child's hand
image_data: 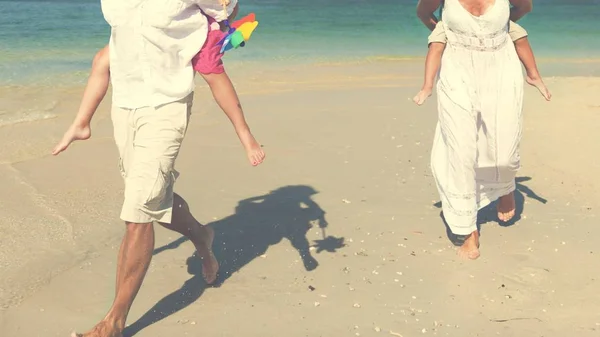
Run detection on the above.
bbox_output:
[218,0,230,6]
[413,88,433,106]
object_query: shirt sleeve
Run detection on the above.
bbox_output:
[191,0,238,22]
[508,21,528,41]
[428,21,447,45]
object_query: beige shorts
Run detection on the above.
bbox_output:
[428,20,528,45]
[111,94,192,224]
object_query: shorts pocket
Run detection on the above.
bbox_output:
[145,167,174,209]
[163,97,191,138]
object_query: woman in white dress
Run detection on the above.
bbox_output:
[416,0,533,259]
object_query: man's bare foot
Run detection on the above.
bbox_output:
[53,122,91,155]
[71,320,122,337]
[497,192,516,222]
[457,230,480,260]
[526,75,551,101]
[413,87,432,105]
[238,130,265,166]
[191,225,219,284]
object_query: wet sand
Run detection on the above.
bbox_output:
[1,60,600,336]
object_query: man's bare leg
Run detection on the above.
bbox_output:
[114,238,127,296]
[497,191,516,222]
[514,37,551,101]
[73,223,154,337]
[158,193,219,284]
[457,230,480,260]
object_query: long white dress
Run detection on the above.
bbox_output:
[431,0,524,235]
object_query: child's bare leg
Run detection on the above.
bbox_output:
[514,37,551,101]
[53,46,110,155]
[201,71,265,166]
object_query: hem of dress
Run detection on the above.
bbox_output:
[477,181,516,211]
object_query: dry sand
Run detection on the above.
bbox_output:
[1,60,600,336]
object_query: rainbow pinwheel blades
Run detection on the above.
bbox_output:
[218,13,259,54]
[237,21,258,40]
[231,13,255,29]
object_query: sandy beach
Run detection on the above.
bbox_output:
[1,59,600,336]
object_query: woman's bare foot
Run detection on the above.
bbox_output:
[190,225,219,284]
[53,122,91,155]
[413,87,433,105]
[457,230,480,260]
[71,320,122,337]
[238,130,265,166]
[497,192,516,222]
[526,75,551,101]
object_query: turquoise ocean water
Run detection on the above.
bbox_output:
[0,0,599,85]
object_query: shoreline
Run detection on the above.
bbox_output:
[3,55,600,87]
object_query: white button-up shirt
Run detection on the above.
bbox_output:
[101,0,237,109]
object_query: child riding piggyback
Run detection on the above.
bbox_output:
[53,0,265,166]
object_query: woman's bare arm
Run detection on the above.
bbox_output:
[417,0,443,31]
[413,42,446,105]
[509,0,533,22]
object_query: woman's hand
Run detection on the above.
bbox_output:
[509,0,533,22]
[417,0,443,31]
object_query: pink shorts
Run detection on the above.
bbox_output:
[192,17,225,75]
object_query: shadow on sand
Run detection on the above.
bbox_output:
[433,176,548,245]
[123,185,345,337]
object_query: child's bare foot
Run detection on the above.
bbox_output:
[239,130,265,166]
[497,192,516,222]
[53,122,91,155]
[457,230,480,260]
[413,87,433,105]
[526,75,551,101]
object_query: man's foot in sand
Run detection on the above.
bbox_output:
[191,225,219,284]
[71,320,122,337]
[457,231,480,260]
[497,191,516,222]
[413,88,432,105]
[239,130,265,166]
[526,75,551,101]
[53,122,91,155]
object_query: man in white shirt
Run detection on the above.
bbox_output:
[73,1,236,336]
